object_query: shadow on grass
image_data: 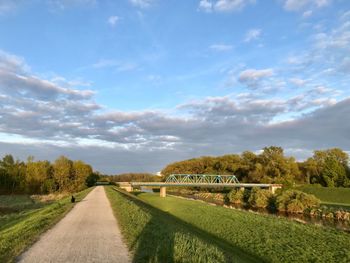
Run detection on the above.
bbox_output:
[113,188,263,263]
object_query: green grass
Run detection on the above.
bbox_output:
[113,189,350,263]
[0,195,37,211]
[320,202,350,211]
[296,185,350,207]
[105,187,259,263]
[0,195,48,217]
[0,188,93,263]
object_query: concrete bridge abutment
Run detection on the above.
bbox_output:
[160,186,167,197]
[269,185,281,194]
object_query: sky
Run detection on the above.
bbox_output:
[0,0,349,174]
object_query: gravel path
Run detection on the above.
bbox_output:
[18,186,131,263]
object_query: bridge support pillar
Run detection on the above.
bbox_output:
[160,186,166,197]
[125,186,133,192]
[269,185,281,194]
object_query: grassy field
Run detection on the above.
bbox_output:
[296,185,350,209]
[105,187,259,263]
[0,188,93,263]
[0,195,38,211]
[108,187,350,263]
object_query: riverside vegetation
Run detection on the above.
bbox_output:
[161,147,350,187]
[107,186,350,263]
[170,187,350,224]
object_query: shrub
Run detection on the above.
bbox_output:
[277,190,320,213]
[248,188,273,208]
[85,173,100,187]
[286,199,305,213]
[228,188,244,204]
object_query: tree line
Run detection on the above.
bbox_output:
[0,155,99,194]
[161,146,350,187]
[109,173,161,183]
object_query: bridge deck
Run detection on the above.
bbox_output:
[130,182,281,188]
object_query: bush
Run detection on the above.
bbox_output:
[248,188,273,208]
[277,190,320,213]
[85,173,100,187]
[228,188,244,204]
[286,199,305,213]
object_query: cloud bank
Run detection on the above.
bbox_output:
[0,49,349,173]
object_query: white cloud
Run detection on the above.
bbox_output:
[129,0,153,8]
[198,0,255,13]
[283,0,331,12]
[309,85,333,95]
[92,59,118,68]
[198,0,213,12]
[341,11,350,21]
[302,10,313,18]
[107,16,119,27]
[215,0,251,12]
[92,59,138,72]
[0,49,29,72]
[289,78,307,87]
[238,68,274,87]
[115,62,138,72]
[244,28,261,42]
[47,0,97,10]
[209,44,233,51]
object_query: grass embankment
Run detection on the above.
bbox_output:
[296,185,350,210]
[0,195,41,214]
[105,186,259,263]
[110,187,350,263]
[0,188,93,263]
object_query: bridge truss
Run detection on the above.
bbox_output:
[165,174,239,184]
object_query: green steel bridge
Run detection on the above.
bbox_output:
[117,174,282,197]
[165,174,240,184]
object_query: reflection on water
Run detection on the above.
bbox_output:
[140,186,154,193]
[167,191,350,233]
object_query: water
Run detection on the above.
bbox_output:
[140,186,154,193]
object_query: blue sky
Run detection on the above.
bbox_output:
[0,0,349,173]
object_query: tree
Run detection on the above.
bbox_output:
[86,173,100,187]
[0,155,26,193]
[228,188,244,204]
[111,173,161,182]
[53,156,73,192]
[160,146,300,185]
[248,188,273,208]
[301,148,350,187]
[276,190,320,213]
[73,161,93,191]
[26,158,53,194]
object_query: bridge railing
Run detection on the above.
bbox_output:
[165,174,239,184]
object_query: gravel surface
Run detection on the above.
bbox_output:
[18,186,131,263]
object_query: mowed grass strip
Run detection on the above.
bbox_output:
[137,192,350,263]
[0,187,93,263]
[296,185,350,205]
[105,187,260,263]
